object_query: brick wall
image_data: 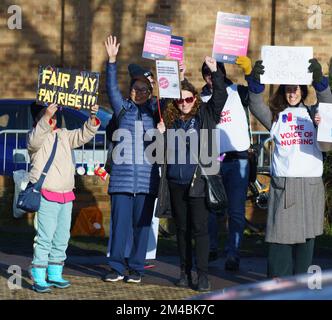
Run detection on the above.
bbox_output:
[0,175,111,234]
[2,1,331,102]
[73,175,111,235]
[0,175,14,222]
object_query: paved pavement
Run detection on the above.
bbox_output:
[1,250,332,300]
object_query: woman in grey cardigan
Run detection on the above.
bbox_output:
[247,58,332,278]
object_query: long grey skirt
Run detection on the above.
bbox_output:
[265,176,325,244]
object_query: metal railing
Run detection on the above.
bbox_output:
[0,129,108,175]
[0,130,29,174]
[0,129,273,175]
[251,131,272,170]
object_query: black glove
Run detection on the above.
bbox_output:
[251,60,265,82]
[309,58,323,84]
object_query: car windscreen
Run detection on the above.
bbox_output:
[59,107,112,130]
[78,107,112,129]
[0,103,32,131]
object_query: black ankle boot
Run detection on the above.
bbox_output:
[175,271,192,288]
[197,273,211,292]
[225,256,240,271]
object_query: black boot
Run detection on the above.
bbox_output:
[175,271,192,288]
[209,250,219,262]
[197,272,211,292]
[225,256,240,271]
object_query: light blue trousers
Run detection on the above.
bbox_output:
[32,197,73,267]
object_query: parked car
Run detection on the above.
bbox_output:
[191,269,332,300]
[0,99,113,175]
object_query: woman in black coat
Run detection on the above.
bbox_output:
[156,56,228,291]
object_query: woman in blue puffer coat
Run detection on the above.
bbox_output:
[103,35,160,284]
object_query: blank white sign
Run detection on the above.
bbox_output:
[260,46,313,85]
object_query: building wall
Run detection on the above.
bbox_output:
[1,1,331,128]
[1,0,331,231]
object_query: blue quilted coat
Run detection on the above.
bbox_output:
[106,62,160,195]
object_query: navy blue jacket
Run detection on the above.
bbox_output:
[106,62,160,195]
[167,116,200,184]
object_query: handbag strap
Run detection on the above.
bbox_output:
[244,104,254,146]
[173,121,220,182]
[34,133,58,191]
[247,109,254,145]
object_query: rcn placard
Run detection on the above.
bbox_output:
[212,12,251,64]
[156,60,181,99]
[142,22,172,60]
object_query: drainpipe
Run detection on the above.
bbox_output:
[60,0,65,67]
[269,0,276,97]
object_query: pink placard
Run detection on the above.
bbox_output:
[168,36,184,64]
[213,24,250,56]
[142,22,172,60]
[212,12,251,64]
[143,31,171,56]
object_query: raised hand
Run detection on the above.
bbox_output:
[309,58,323,84]
[104,35,120,63]
[44,103,58,121]
[251,60,265,82]
[157,121,166,134]
[90,104,99,116]
[90,105,100,126]
[179,62,186,81]
[314,113,321,126]
[204,56,217,73]
[236,56,252,75]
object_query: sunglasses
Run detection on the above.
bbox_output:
[175,97,195,105]
[131,87,150,95]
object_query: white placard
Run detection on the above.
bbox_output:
[156,59,181,99]
[145,215,159,260]
[317,103,332,142]
[260,46,313,85]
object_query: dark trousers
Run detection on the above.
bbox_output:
[169,182,209,275]
[108,193,155,275]
[267,238,315,278]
